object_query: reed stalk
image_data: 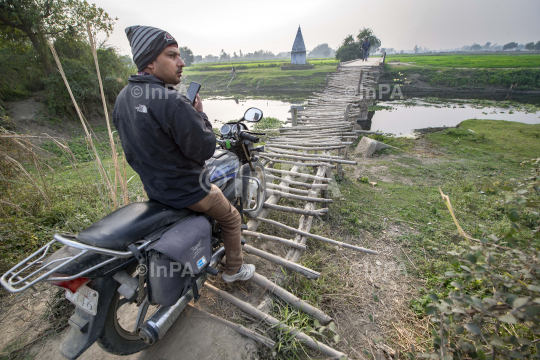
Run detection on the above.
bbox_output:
[47,40,116,211]
[86,24,129,208]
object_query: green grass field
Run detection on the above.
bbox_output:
[183,58,339,91]
[190,58,339,71]
[386,53,540,68]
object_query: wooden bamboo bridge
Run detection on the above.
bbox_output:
[207,55,388,359]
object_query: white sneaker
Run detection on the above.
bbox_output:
[222,264,256,283]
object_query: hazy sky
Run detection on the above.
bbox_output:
[90,0,540,57]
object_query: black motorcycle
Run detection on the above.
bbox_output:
[0,107,267,359]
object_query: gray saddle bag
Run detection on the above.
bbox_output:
[146,215,212,306]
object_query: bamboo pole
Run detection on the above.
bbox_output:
[254,217,379,255]
[266,175,328,189]
[265,168,330,182]
[260,157,336,168]
[242,231,307,250]
[266,144,351,149]
[266,189,333,203]
[187,304,275,348]
[242,245,320,279]
[251,273,333,325]
[263,203,329,217]
[264,153,356,165]
[266,141,352,146]
[206,284,347,359]
[266,148,346,160]
[265,183,311,196]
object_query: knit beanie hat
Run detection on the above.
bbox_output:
[125,25,179,71]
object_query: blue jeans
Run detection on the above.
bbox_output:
[363,50,369,61]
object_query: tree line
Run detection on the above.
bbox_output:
[191,44,336,64]
[0,0,133,117]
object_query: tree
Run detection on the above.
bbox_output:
[356,28,381,52]
[178,46,193,66]
[470,44,481,51]
[335,35,361,62]
[308,43,333,58]
[219,49,230,61]
[525,42,535,51]
[193,55,202,63]
[0,0,116,75]
[414,45,418,53]
[484,42,491,50]
[342,35,355,46]
[536,41,540,51]
[503,42,518,51]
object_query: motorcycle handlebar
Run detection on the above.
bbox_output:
[238,131,260,143]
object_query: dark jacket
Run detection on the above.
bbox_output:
[362,41,370,52]
[112,74,216,209]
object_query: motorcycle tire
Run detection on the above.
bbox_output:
[96,281,151,355]
[243,160,266,219]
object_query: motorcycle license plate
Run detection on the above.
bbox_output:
[65,285,99,315]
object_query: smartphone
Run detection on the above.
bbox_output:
[186,82,201,105]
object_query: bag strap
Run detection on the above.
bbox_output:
[128,244,146,301]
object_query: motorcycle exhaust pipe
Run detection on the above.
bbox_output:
[138,247,225,344]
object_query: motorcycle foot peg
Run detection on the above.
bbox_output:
[241,238,246,246]
[241,224,248,230]
[205,266,219,276]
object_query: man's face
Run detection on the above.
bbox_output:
[147,46,185,85]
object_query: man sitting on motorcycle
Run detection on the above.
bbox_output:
[112,25,255,282]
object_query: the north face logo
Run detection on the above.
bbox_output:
[164,33,173,41]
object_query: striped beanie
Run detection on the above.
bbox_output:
[125,26,179,71]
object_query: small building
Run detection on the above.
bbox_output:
[291,26,306,65]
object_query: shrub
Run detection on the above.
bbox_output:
[420,158,540,359]
[252,116,284,131]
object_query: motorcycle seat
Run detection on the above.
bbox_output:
[76,201,195,251]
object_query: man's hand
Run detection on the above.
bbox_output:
[193,94,203,112]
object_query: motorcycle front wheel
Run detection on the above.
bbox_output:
[243,160,266,219]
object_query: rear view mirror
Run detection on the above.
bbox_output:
[243,108,263,122]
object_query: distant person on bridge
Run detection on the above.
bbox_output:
[361,37,370,61]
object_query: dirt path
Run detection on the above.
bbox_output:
[32,305,258,360]
[0,286,258,360]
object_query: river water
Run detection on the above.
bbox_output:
[200,96,540,135]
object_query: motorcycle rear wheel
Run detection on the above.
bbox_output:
[97,278,157,355]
